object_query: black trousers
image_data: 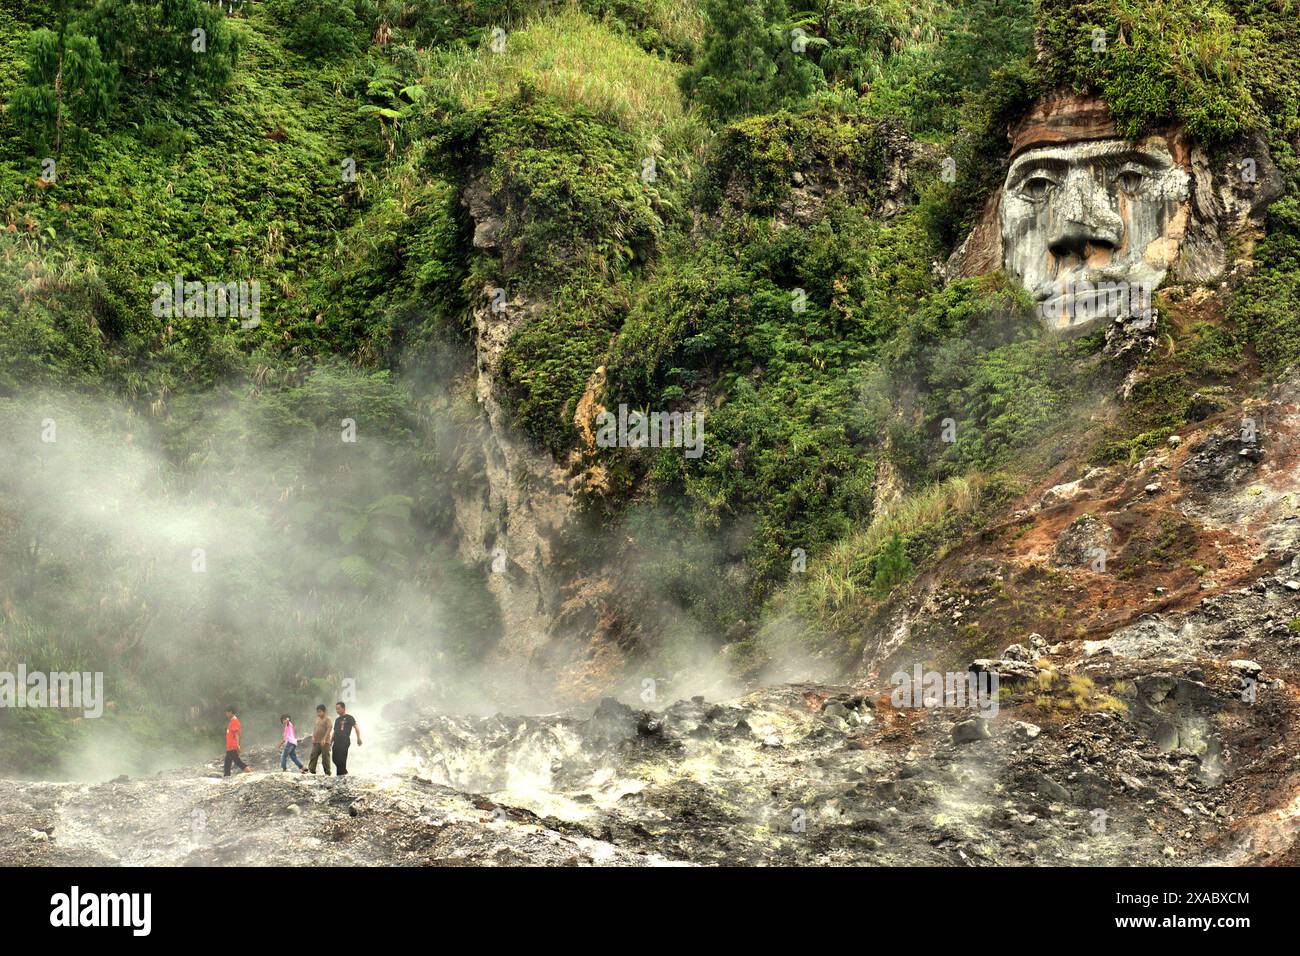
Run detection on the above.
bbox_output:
[332,742,350,775]
[223,749,247,776]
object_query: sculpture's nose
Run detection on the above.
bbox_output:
[1048,170,1123,263]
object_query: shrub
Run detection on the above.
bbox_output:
[83,0,239,94]
[8,27,114,154]
[870,532,913,595]
[679,0,822,123]
[267,0,366,60]
[1035,0,1259,142]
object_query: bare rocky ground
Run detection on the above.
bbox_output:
[1,591,1296,868]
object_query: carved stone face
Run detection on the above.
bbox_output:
[998,99,1191,332]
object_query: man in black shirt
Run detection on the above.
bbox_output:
[332,701,362,775]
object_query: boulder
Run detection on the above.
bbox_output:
[952,718,991,744]
[1053,513,1112,568]
[1014,721,1042,740]
[1228,660,1263,679]
[970,658,1038,682]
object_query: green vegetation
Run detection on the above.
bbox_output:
[424,5,702,148]
[1232,197,1300,374]
[678,0,822,122]
[2,0,1299,768]
[870,533,913,595]
[1036,0,1260,142]
[9,27,113,154]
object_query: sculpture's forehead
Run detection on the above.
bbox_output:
[1008,138,1176,173]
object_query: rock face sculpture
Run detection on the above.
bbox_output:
[1000,97,1190,332]
[948,93,1282,335]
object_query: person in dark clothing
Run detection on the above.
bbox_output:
[223,707,252,776]
[331,701,362,776]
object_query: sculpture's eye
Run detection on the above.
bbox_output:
[1020,175,1056,201]
[1115,168,1144,195]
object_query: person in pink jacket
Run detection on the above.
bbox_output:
[279,714,304,771]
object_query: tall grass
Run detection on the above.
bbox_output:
[423,4,704,154]
[1114,0,1255,81]
[804,474,984,617]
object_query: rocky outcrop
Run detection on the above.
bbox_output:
[449,180,645,697]
[448,175,584,681]
[842,364,1300,864]
[718,116,931,226]
[449,279,589,681]
[1174,133,1284,283]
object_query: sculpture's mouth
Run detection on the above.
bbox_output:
[1032,271,1130,302]
[1033,272,1153,324]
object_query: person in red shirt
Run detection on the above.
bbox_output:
[223,707,252,777]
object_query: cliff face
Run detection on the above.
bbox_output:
[479,295,564,617]
[450,288,576,688]
[447,173,604,698]
[444,117,934,693]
